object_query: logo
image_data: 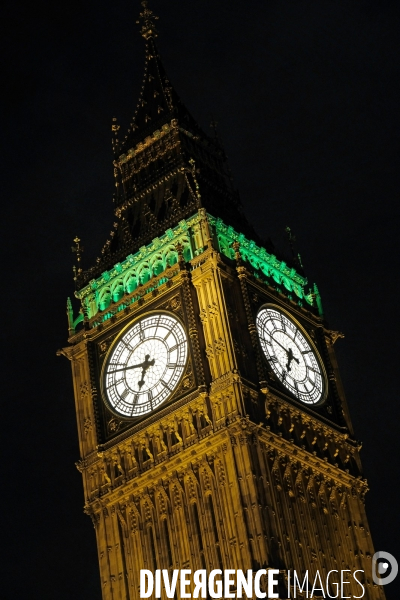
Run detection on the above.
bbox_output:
[372,551,398,585]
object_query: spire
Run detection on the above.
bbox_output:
[116,1,208,154]
[128,2,170,138]
[126,37,174,143]
[137,0,159,40]
[76,1,266,288]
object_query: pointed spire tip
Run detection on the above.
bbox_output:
[137,0,159,40]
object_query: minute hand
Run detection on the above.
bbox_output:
[271,335,293,355]
[109,362,148,374]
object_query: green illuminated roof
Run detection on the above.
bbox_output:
[71,211,314,331]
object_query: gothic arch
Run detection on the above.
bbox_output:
[150,253,164,276]
[111,279,124,302]
[124,270,138,293]
[164,245,178,267]
[97,287,111,311]
[184,471,200,504]
[282,276,293,292]
[137,263,151,285]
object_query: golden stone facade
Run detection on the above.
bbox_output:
[63,219,384,597]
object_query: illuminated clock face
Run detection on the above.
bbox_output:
[103,313,188,417]
[256,306,326,405]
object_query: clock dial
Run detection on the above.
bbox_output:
[103,313,188,417]
[256,306,326,405]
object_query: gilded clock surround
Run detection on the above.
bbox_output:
[60,4,385,598]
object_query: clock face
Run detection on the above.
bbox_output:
[103,313,188,418]
[256,306,326,405]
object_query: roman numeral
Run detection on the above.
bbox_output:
[154,314,162,337]
[161,379,173,392]
[169,341,184,353]
[130,394,139,416]
[121,340,133,351]
[164,323,177,342]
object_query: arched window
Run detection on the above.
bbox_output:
[191,502,207,570]
[147,525,158,571]
[162,518,173,568]
[208,495,223,570]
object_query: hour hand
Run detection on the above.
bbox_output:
[271,335,291,356]
[137,355,155,390]
[286,347,300,371]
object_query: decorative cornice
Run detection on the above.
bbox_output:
[209,214,311,300]
[117,120,176,168]
[68,211,315,336]
[230,417,367,494]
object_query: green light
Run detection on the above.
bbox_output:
[70,211,314,333]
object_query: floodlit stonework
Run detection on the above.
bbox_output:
[60,3,385,598]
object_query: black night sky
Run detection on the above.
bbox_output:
[3,1,400,598]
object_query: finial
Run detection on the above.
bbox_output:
[175,242,186,270]
[285,226,304,273]
[72,236,84,285]
[285,226,296,255]
[136,1,159,40]
[111,117,120,135]
[111,116,120,154]
[313,283,324,318]
[232,241,242,264]
[66,297,75,336]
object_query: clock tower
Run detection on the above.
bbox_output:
[60,3,385,598]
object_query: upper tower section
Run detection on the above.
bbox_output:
[77,1,261,289]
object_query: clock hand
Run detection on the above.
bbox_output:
[286,354,296,370]
[271,335,300,369]
[271,335,292,355]
[109,355,155,375]
[137,354,155,390]
[285,347,300,372]
[109,362,148,374]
